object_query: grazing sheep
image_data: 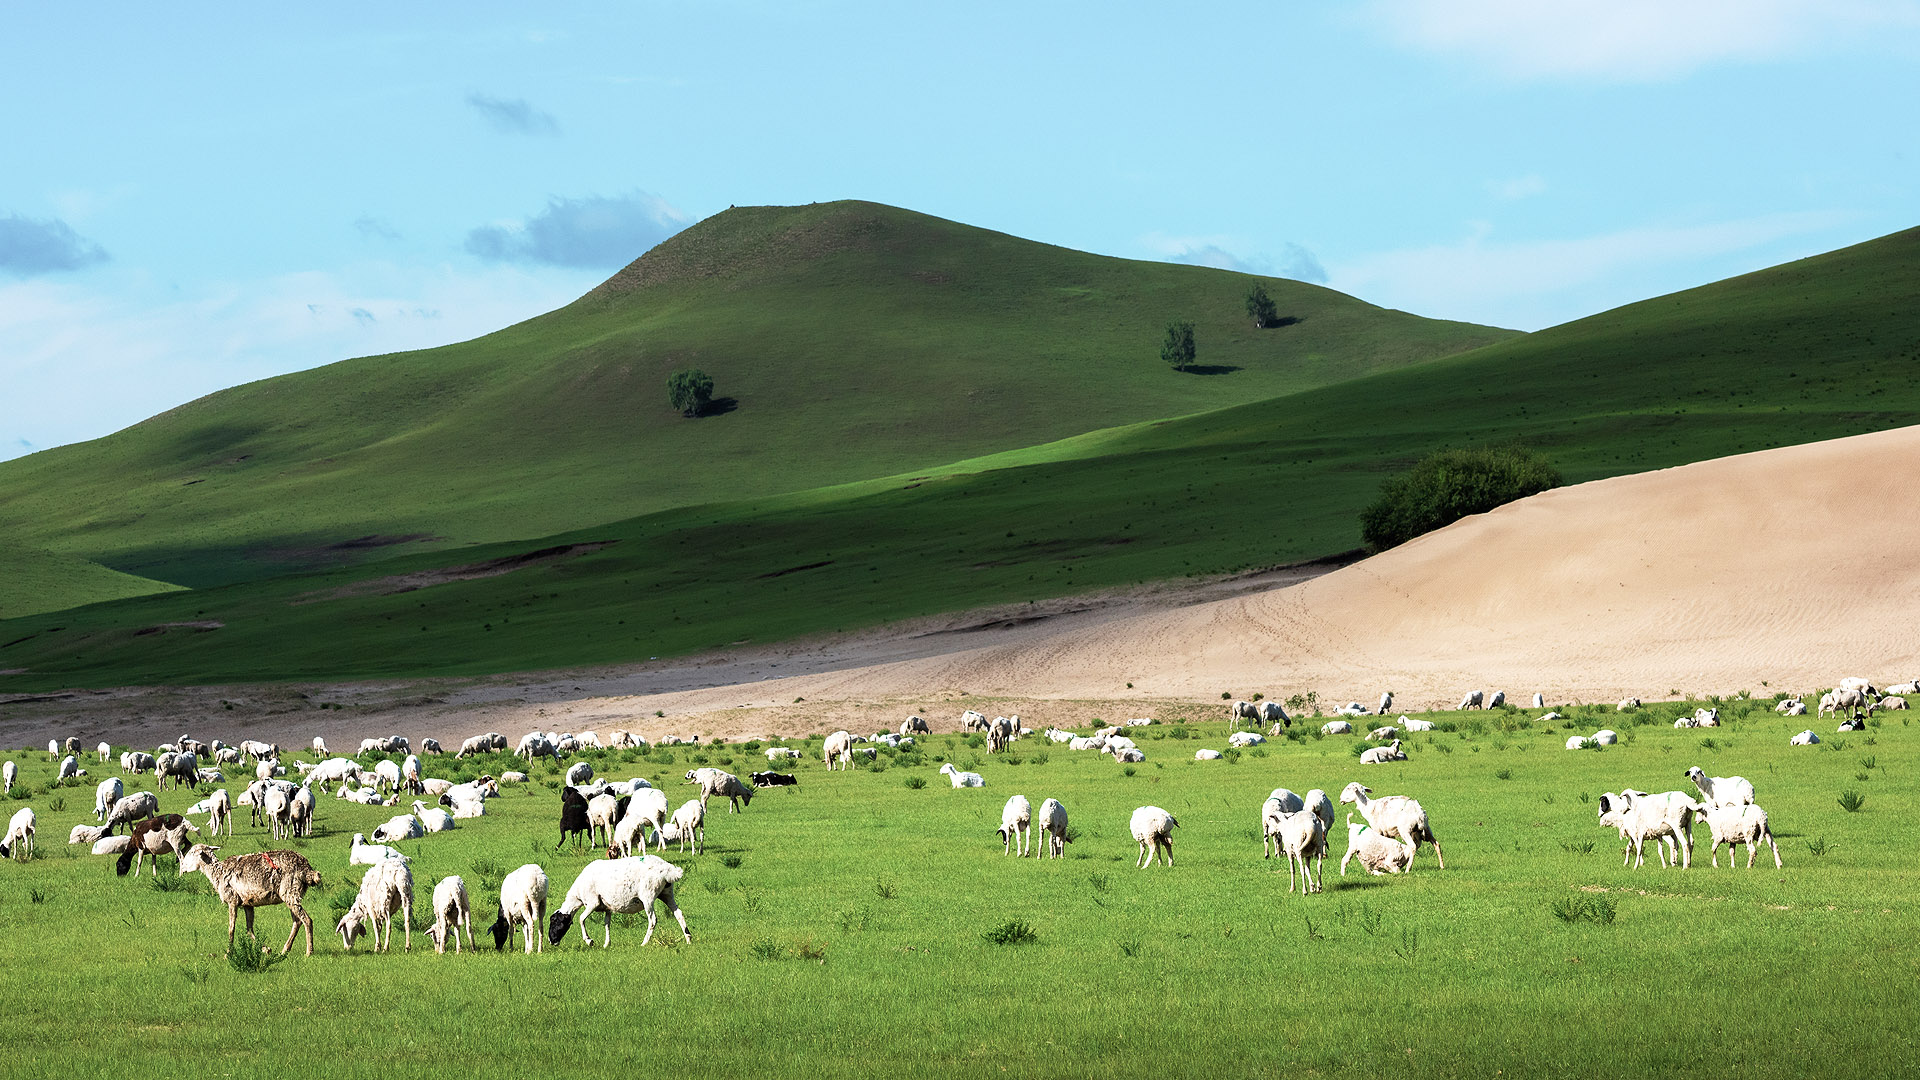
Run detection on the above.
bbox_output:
[584,793,622,847]
[1258,701,1290,729]
[1339,782,1445,869]
[1531,693,1545,709]
[305,757,363,793]
[898,714,931,737]
[1458,690,1484,710]
[565,761,594,787]
[410,800,457,834]
[1226,731,1265,748]
[939,763,985,788]
[1321,720,1354,736]
[426,874,473,953]
[1,760,12,796]
[548,856,691,948]
[338,856,415,953]
[490,864,551,953]
[1276,810,1328,894]
[997,795,1032,856]
[1230,700,1260,726]
[749,771,798,788]
[311,736,329,756]
[1486,691,1506,709]
[1701,804,1782,869]
[1036,798,1070,858]
[1129,806,1178,868]
[987,716,1016,753]
[659,799,706,854]
[823,730,856,771]
[516,733,560,764]
[557,787,592,849]
[1790,730,1820,746]
[103,791,160,831]
[1685,766,1755,808]
[93,777,124,822]
[961,709,989,732]
[1596,791,1697,869]
[2,807,35,861]
[457,732,506,758]
[1819,689,1869,718]
[1358,739,1406,765]
[612,788,671,856]
[349,832,407,867]
[1195,749,1223,760]
[179,844,324,956]
[156,751,199,791]
[1260,797,1291,859]
[1340,813,1415,876]
[684,768,754,813]
[116,814,196,877]
[54,754,85,783]
[1377,691,1393,716]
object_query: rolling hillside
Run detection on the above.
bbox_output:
[1,225,1914,689]
[0,201,1511,605]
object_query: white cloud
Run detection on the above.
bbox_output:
[0,263,598,462]
[1140,233,1330,283]
[1367,0,1920,80]
[467,191,689,269]
[1328,211,1849,330]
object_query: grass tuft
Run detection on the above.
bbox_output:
[983,920,1038,946]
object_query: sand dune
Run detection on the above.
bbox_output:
[623,423,1920,717]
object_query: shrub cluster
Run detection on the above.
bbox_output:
[1360,447,1561,552]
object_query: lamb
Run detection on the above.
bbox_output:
[1790,730,1820,746]
[612,788,671,856]
[411,800,457,834]
[1321,720,1354,735]
[1,807,35,860]
[548,856,691,948]
[685,768,754,813]
[749,770,798,788]
[940,763,985,788]
[823,730,856,771]
[179,844,324,955]
[659,799,706,854]
[349,832,408,867]
[1339,782,1445,869]
[1340,813,1415,876]
[1036,798,1070,858]
[1622,789,1703,866]
[1685,766,1755,808]
[337,855,414,952]
[1358,739,1406,764]
[1275,810,1328,894]
[427,874,473,953]
[93,777,124,822]
[997,795,1033,856]
[490,864,551,953]
[1700,803,1782,869]
[1129,806,1178,868]
[1458,690,1484,710]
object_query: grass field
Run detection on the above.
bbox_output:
[3,225,1917,689]
[0,696,1913,1078]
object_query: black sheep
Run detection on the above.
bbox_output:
[556,786,591,850]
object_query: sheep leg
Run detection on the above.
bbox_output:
[602,908,613,948]
[1137,839,1149,869]
[1427,834,1445,870]
[402,900,412,952]
[1161,837,1173,867]
[1765,834,1781,869]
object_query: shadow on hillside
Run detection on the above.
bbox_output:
[1262,316,1301,329]
[695,397,739,417]
[1179,365,1242,376]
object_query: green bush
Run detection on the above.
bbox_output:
[1360,446,1561,552]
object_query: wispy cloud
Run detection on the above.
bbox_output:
[1142,233,1330,284]
[1328,211,1848,329]
[354,215,401,241]
[1366,0,1920,81]
[466,93,560,136]
[466,191,689,269]
[0,214,109,277]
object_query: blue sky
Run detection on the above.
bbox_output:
[3,1,1916,461]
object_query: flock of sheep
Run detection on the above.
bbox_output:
[0,675,1893,957]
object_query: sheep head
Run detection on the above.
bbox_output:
[547,910,575,944]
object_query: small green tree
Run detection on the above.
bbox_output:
[666,368,715,417]
[1160,320,1196,371]
[1359,446,1561,552]
[1245,284,1278,329]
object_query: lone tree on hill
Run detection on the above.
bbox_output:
[1161,320,1196,371]
[1245,283,1279,329]
[1359,446,1561,553]
[666,368,715,417]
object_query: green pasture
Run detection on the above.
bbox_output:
[2,224,1916,689]
[0,696,1913,1078]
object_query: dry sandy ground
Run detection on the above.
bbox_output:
[6,426,1918,751]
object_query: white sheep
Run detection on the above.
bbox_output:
[1,760,13,795]
[410,800,458,833]
[93,777,124,822]
[940,763,985,788]
[1259,701,1290,728]
[1226,731,1265,748]
[338,856,414,952]
[203,787,233,837]
[823,730,856,771]
[1321,720,1354,735]
[489,864,550,953]
[1779,700,1808,716]
[1607,789,1702,868]
[961,709,988,731]
[1367,726,1399,741]
[1339,782,1445,868]
[1881,695,1909,711]
[1790,730,1820,746]
[997,795,1032,856]
[69,823,108,845]
[1458,690,1484,710]
[765,746,800,762]
[659,799,706,854]
[548,856,691,948]
[1276,810,1328,894]
[427,874,473,953]
[1377,691,1393,715]
[1596,791,1687,869]
[92,835,134,856]
[1592,729,1619,746]
[1129,806,1178,868]
[1036,798,1070,858]
[1618,697,1641,711]
[95,741,112,764]
[1112,748,1146,764]
[1194,749,1223,760]
[1685,766,1755,808]
[684,768,753,813]
[1566,735,1593,750]
[900,715,931,736]
[1700,803,1782,869]
[1401,716,1435,732]
[1230,700,1260,726]
[57,754,84,783]
[1339,813,1414,876]
[1486,691,1506,709]
[613,788,671,856]
[1531,693,1545,708]
[371,813,424,843]
[3,807,36,861]
[1358,739,1406,764]
[349,832,408,867]
[565,761,594,787]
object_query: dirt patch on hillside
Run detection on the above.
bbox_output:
[292,541,615,604]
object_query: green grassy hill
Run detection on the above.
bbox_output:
[0,201,1511,602]
[1,225,1913,689]
[0,547,185,621]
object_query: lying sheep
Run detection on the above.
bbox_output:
[371,814,424,843]
[1367,726,1399,741]
[349,832,408,867]
[1592,729,1619,746]
[1790,730,1820,746]
[1226,732,1265,748]
[1340,813,1414,876]
[749,771,798,788]
[1321,720,1353,736]
[1358,739,1406,764]
[1195,749,1223,761]
[1401,716,1435,732]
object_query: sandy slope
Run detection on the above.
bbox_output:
[6,426,1917,749]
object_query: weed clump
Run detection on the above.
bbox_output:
[983,920,1038,946]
